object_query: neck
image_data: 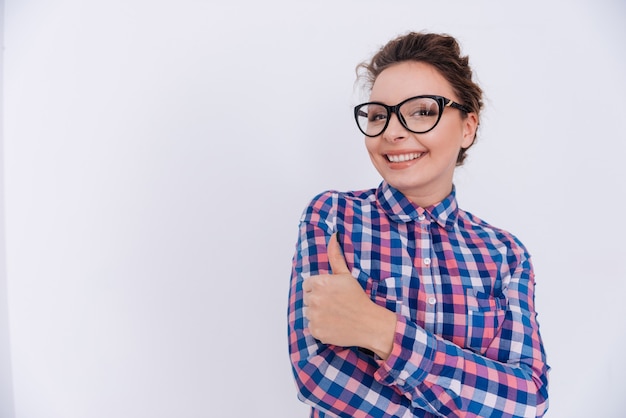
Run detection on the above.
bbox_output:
[400,185,453,208]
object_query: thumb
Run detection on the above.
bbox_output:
[327,232,350,275]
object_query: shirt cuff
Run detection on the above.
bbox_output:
[374,315,436,391]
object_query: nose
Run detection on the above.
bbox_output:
[381,112,408,143]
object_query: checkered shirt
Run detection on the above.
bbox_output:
[287,181,549,417]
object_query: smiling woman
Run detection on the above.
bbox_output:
[287,32,549,417]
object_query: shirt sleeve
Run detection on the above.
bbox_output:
[287,192,550,417]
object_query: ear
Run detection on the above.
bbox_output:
[461,112,478,149]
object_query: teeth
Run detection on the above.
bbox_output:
[387,153,423,163]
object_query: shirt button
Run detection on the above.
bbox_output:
[423,258,431,265]
[418,214,426,221]
[427,297,437,305]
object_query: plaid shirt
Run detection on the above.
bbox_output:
[288,182,549,417]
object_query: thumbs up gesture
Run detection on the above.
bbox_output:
[302,233,396,358]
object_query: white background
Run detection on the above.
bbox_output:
[1,1,625,417]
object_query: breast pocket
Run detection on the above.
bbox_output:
[466,289,507,355]
[370,276,412,319]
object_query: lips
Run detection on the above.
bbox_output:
[385,152,424,163]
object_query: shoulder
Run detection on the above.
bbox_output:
[300,188,377,224]
[457,208,531,262]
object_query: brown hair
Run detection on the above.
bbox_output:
[356,32,483,165]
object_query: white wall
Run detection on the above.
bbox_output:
[0,0,17,416]
[3,1,625,417]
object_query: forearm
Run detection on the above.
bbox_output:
[376,315,549,417]
[289,336,414,418]
[290,311,547,418]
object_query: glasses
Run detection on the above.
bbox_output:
[354,95,471,137]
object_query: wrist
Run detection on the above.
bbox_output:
[361,304,397,360]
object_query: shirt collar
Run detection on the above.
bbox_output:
[375,181,459,229]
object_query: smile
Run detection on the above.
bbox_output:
[386,152,424,163]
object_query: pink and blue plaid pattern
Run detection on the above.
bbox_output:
[288,182,549,417]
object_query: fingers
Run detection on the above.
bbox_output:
[327,232,350,275]
[302,278,312,310]
[302,277,312,293]
[302,278,313,320]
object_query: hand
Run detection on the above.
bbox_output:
[302,233,396,358]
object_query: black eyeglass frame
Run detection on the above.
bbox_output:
[353,95,471,137]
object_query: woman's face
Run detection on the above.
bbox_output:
[365,61,477,207]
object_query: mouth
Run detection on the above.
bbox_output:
[385,152,424,163]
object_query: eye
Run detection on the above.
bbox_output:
[402,97,440,119]
[369,111,387,122]
[362,104,388,124]
[409,105,437,117]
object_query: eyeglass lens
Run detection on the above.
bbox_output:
[356,97,441,137]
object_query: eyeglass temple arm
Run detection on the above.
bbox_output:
[446,99,470,113]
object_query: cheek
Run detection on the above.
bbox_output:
[364,140,378,157]
[432,124,467,153]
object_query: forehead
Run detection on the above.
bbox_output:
[370,61,455,103]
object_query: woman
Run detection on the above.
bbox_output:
[288,32,549,417]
